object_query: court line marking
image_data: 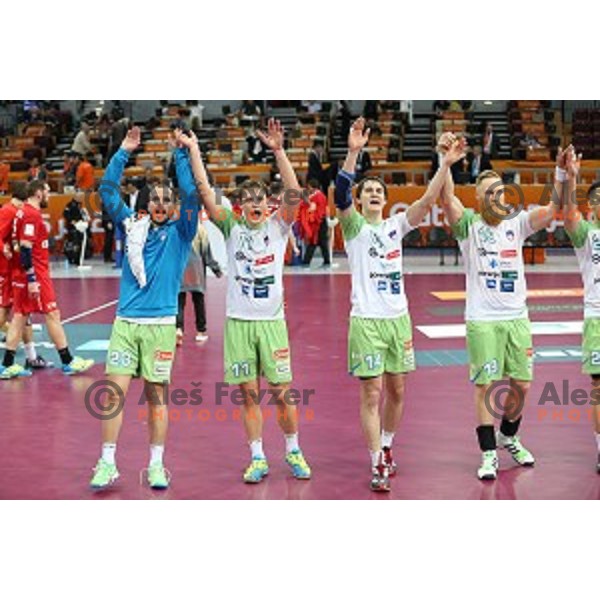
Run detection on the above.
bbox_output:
[417,321,583,339]
[431,288,583,301]
[61,299,119,325]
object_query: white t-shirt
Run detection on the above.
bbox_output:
[452,209,535,321]
[568,219,600,319]
[340,209,414,318]
[212,209,290,320]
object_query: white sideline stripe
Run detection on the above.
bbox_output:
[61,300,118,325]
[417,321,584,339]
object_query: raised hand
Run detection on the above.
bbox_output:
[566,145,582,179]
[442,138,467,166]
[556,145,568,170]
[437,132,457,154]
[256,118,284,151]
[348,117,370,152]
[121,126,141,153]
[174,128,198,150]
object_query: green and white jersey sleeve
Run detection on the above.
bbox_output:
[340,208,415,318]
[216,209,290,320]
[452,208,534,321]
[567,219,600,319]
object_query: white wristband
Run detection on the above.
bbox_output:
[555,166,568,182]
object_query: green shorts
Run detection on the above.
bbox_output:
[583,317,600,376]
[466,318,533,385]
[224,318,292,385]
[348,314,415,378]
[106,319,177,383]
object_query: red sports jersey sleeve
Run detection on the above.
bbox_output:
[14,204,50,278]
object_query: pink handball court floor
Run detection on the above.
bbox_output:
[1,270,599,500]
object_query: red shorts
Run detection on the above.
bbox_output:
[12,275,58,315]
[0,271,12,308]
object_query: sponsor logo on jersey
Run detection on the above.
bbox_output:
[154,351,174,362]
[594,277,600,285]
[386,249,401,260]
[41,240,49,249]
[500,280,515,293]
[235,251,249,262]
[486,279,497,289]
[273,348,290,360]
[24,224,35,237]
[478,270,500,278]
[241,284,250,296]
[253,286,269,299]
[255,254,275,266]
[488,258,499,269]
[369,271,402,280]
[390,281,401,294]
[501,249,518,258]
[592,233,600,252]
[377,280,387,292]
[254,276,275,287]
[477,248,498,256]
[501,270,519,280]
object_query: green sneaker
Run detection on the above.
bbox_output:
[147,462,170,489]
[62,356,94,375]
[285,449,311,480]
[497,432,535,466]
[0,364,32,380]
[243,457,269,483]
[90,458,119,489]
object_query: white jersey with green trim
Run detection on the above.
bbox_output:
[340,209,414,318]
[567,219,600,319]
[452,209,534,321]
[212,209,290,320]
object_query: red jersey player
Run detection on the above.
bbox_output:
[0,182,49,370]
[0,181,94,379]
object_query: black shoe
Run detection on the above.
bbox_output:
[25,355,54,369]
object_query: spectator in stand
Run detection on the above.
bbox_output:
[71,123,93,156]
[63,193,91,264]
[363,101,380,121]
[298,178,331,268]
[482,122,499,159]
[75,152,96,191]
[63,151,77,187]
[246,127,267,163]
[240,100,262,118]
[107,118,129,164]
[176,221,223,346]
[433,100,450,115]
[0,159,10,194]
[308,140,336,191]
[467,145,491,183]
[520,132,542,149]
[338,101,352,140]
[355,148,372,183]
[27,158,47,182]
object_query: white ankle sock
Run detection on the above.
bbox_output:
[250,438,265,459]
[102,443,117,465]
[24,342,37,361]
[149,445,164,466]
[285,433,299,454]
[370,450,381,468]
[381,430,395,449]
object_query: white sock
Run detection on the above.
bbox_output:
[285,433,299,454]
[149,445,164,466]
[381,430,395,449]
[102,443,117,465]
[370,450,381,469]
[24,342,37,361]
[250,438,265,459]
[596,432,600,452]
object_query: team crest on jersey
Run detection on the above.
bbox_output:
[505,230,515,242]
[479,226,496,244]
[388,229,398,239]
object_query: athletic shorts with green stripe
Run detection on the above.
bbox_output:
[106,319,177,383]
[224,318,292,385]
[466,318,533,385]
[348,314,416,378]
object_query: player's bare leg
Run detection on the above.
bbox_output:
[239,380,268,483]
[0,313,30,379]
[360,376,389,491]
[380,373,406,475]
[144,381,170,489]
